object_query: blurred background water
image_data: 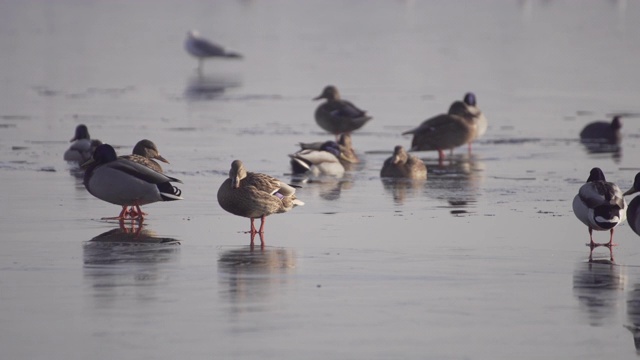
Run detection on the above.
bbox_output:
[2,1,640,359]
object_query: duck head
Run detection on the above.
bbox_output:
[392,145,408,165]
[133,139,169,163]
[586,167,606,182]
[71,124,90,142]
[624,172,640,196]
[463,92,477,107]
[313,85,340,101]
[229,160,247,189]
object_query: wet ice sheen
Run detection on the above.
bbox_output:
[2,1,640,359]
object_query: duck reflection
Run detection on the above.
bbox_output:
[218,238,296,317]
[422,154,485,215]
[626,282,640,354]
[381,178,425,205]
[184,73,242,101]
[572,259,625,327]
[83,223,180,307]
[579,142,622,164]
[290,174,353,201]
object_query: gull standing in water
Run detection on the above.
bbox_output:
[184,30,242,73]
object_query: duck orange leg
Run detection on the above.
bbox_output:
[258,215,266,234]
[248,218,258,234]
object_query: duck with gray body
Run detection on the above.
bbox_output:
[185,30,242,72]
[289,140,345,177]
[83,144,183,220]
[572,167,626,247]
[297,133,359,170]
[380,145,427,180]
[64,124,102,164]
[120,139,169,173]
[217,160,304,238]
[623,172,640,237]
[313,85,372,137]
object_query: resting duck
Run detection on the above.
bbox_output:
[298,133,359,167]
[380,145,427,180]
[580,116,622,145]
[572,167,626,247]
[83,144,183,220]
[289,140,345,177]
[313,85,372,137]
[623,172,640,237]
[184,30,242,72]
[120,139,169,173]
[402,112,476,165]
[217,160,304,236]
[63,124,102,164]
[448,92,488,151]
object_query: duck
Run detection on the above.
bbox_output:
[63,124,102,164]
[313,85,372,137]
[380,145,427,180]
[572,167,626,247]
[217,160,304,236]
[579,116,622,145]
[184,30,242,72]
[623,172,640,237]
[120,139,169,173]
[298,133,359,167]
[448,92,488,152]
[83,144,183,220]
[289,140,346,177]
[402,112,476,165]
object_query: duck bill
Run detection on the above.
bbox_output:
[624,186,638,196]
[312,94,324,101]
[155,154,170,164]
[231,176,241,189]
[80,158,95,169]
[339,153,355,164]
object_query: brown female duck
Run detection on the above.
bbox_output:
[217,160,304,235]
[380,145,427,180]
[313,85,372,137]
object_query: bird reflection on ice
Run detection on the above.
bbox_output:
[82,224,180,307]
[218,240,296,317]
[422,154,485,215]
[572,259,625,327]
[626,282,640,355]
[184,73,242,101]
[381,178,425,205]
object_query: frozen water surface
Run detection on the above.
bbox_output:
[2,0,640,359]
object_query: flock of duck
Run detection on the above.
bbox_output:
[63,81,489,239]
[62,30,634,250]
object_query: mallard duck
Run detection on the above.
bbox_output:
[217,160,304,235]
[580,116,622,145]
[402,113,476,165]
[448,92,488,151]
[313,85,372,137]
[185,30,242,72]
[298,133,359,166]
[623,172,640,237]
[83,144,183,220]
[290,140,345,177]
[63,124,102,164]
[120,139,169,173]
[572,167,626,247]
[380,145,427,180]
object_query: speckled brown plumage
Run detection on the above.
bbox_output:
[380,145,427,180]
[217,160,304,235]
